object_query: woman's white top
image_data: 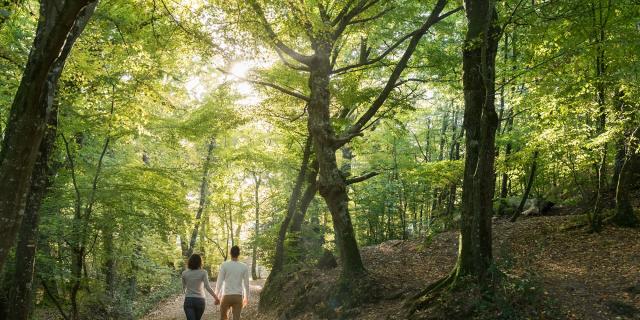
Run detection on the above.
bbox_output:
[182,269,215,298]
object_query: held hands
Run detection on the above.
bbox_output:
[243,297,248,307]
[214,295,221,305]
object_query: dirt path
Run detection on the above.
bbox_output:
[143,279,265,320]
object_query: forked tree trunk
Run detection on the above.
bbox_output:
[0,0,98,270]
[308,41,366,278]
[456,0,500,282]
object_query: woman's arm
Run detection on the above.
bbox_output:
[204,271,219,301]
[181,272,186,293]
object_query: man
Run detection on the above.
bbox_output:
[215,245,250,320]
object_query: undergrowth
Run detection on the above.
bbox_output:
[408,271,560,320]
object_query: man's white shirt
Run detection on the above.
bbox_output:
[215,260,250,298]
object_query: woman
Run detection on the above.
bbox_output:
[182,253,220,320]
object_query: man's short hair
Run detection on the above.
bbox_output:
[187,253,202,270]
[230,245,240,258]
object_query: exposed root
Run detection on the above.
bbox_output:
[403,270,457,318]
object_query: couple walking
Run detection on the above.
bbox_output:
[182,246,250,320]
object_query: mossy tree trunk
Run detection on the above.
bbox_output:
[0,0,98,271]
[455,0,500,282]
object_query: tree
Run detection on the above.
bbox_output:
[237,0,462,285]
[455,0,501,283]
[408,0,501,313]
[5,104,59,320]
[0,0,97,270]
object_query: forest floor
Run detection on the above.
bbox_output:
[146,213,640,319]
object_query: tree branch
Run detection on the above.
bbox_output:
[337,1,462,147]
[332,0,382,40]
[247,0,312,65]
[217,67,310,102]
[347,7,394,26]
[331,0,358,26]
[61,133,82,217]
[346,171,379,185]
[39,276,70,320]
[332,29,418,75]
[275,48,310,71]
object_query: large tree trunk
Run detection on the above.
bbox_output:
[0,0,97,270]
[308,41,366,278]
[6,104,59,320]
[456,0,500,282]
[187,138,216,258]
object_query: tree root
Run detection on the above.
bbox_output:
[605,213,639,228]
[403,270,457,318]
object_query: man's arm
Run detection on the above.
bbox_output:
[243,266,250,303]
[215,265,225,296]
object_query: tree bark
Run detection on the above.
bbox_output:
[6,103,59,320]
[0,0,97,271]
[307,37,365,277]
[455,0,500,282]
[612,152,639,227]
[259,138,313,311]
[187,138,216,258]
